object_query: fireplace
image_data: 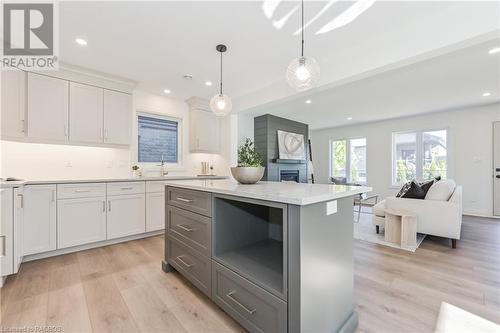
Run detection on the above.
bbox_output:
[280,170,300,183]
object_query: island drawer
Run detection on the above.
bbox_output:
[57,183,106,199]
[167,205,211,256]
[212,261,287,333]
[167,236,211,297]
[167,186,212,217]
[107,182,145,196]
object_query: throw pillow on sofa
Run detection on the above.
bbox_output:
[425,179,456,201]
[400,181,427,199]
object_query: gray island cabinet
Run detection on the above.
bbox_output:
[162,179,371,333]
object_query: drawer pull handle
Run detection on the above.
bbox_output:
[176,224,195,232]
[226,291,256,315]
[75,189,92,193]
[120,187,134,190]
[176,197,193,203]
[176,256,194,268]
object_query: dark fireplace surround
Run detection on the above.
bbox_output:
[254,114,308,183]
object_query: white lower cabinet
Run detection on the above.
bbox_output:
[23,185,56,256]
[1,188,14,276]
[146,192,165,232]
[13,187,24,273]
[107,194,145,240]
[58,197,107,249]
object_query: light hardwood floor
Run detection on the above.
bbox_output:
[1,215,499,333]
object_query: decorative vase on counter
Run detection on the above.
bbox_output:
[232,138,265,184]
[231,166,265,184]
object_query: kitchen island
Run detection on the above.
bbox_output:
[162,179,371,333]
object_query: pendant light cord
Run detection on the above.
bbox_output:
[301,0,304,57]
[220,51,223,95]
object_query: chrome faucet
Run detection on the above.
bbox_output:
[159,155,169,176]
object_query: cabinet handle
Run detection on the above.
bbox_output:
[51,190,55,202]
[0,235,5,257]
[99,128,103,139]
[75,189,91,193]
[17,194,23,208]
[176,224,195,232]
[108,200,111,212]
[104,129,108,141]
[102,200,106,212]
[176,256,193,268]
[176,197,193,203]
[64,124,68,137]
[21,119,25,133]
[120,187,134,190]
[226,291,256,315]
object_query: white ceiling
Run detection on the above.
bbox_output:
[242,40,500,129]
[59,1,500,103]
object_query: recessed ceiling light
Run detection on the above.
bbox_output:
[347,117,353,120]
[305,99,312,104]
[488,47,500,55]
[205,81,213,86]
[482,92,491,97]
[163,89,171,94]
[75,38,87,46]
[183,74,193,80]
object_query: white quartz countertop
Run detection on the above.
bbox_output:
[0,175,227,188]
[165,179,372,206]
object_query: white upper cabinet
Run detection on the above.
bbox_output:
[186,97,220,153]
[27,73,69,142]
[103,89,132,145]
[1,69,26,139]
[69,82,104,144]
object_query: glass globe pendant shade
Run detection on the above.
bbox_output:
[210,93,232,116]
[286,56,320,92]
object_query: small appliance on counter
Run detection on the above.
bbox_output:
[198,161,216,176]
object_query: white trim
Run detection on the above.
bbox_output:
[135,110,183,169]
[22,230,163,262]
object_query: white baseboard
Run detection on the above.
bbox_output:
[463,213,500,220]
[22,230,164,263]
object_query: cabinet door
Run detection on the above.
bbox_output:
[23,185,56,255]
[190,109,220,153]
[107,194,145,239]
[146,192,165,232]
[1,69,26,139]
[0,188,14,276]
[103,90,131,145]
[13,187,24,273]
[27,73,69,142]
[58,197,107,249]
[69,82,104,144]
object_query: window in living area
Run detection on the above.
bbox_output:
[138,114,180,163]
[331,138,367,184]
[392,129,447,185]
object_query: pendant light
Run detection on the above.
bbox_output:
[210,44,232,116]
[286,0,320,92]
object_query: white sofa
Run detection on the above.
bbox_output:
[372,181,462,248]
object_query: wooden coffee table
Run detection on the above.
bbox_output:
[384,209,417,249]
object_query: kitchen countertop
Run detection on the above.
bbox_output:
[165,179,371,206]
[0,175,227,188]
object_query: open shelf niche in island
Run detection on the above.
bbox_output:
[213,195,287,300]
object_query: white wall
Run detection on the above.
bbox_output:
[311,103,500,217]
[0,90,233,180]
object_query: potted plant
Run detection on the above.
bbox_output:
[231,138,265,184]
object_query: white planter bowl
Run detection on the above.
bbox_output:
[230,166,265,184]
